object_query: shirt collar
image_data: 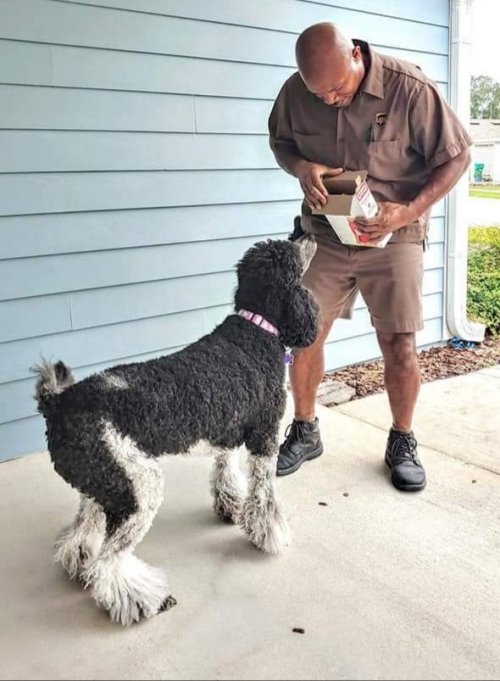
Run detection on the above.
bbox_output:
[354,39,384,100]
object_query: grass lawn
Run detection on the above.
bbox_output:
[469,184,500,199]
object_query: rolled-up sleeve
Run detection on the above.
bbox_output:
[268,81,303,175]
[409,80,472,169]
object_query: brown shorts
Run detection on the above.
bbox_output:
[303,234,424,334]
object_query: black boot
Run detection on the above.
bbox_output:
[385,428,426,491]
[277,418,323,477]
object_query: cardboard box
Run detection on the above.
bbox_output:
[312,170,391,248]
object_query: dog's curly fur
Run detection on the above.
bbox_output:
[33,237,319,626]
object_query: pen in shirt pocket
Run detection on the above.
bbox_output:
[366,124,375,144]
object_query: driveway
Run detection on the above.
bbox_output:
[468,196,500,225]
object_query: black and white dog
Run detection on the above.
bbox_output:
[33,235,319,625]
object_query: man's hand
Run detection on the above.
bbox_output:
[295,161,344,210]
[354,201,419,244]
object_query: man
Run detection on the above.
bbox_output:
[269,23,472,490]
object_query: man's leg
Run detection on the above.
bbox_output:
[376,330,426,491]
[277,233,356,477]
[277,317,334,476]
[291,317,335,422]
[376,331,420,432]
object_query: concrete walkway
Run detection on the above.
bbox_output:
[0,367,499,681]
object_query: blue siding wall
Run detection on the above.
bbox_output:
[0,0,449,460]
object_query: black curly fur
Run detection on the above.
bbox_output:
[33,238,319,534]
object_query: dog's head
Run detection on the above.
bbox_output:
[235,235,320,348]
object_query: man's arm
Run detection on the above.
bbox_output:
[268,82,303,176]
[409,147,471,218]
[269,85,343,210]
[356,148,471,242]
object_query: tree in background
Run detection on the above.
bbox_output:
[471,75,500,119]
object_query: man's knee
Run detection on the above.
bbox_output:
[294,317,334,359]
[377,331,417,368]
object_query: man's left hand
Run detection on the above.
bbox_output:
[354,201,418,244]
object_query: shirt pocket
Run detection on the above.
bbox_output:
[293,132,336,167]
[368,139,403,181]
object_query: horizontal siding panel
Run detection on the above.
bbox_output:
[1,235,444,303]
[1,1,296,67]
[1,261,443,342]
[0,86,270,134]
[0,40,293,100]
[0,295,71,343]
[0,1,449,80]
[0,85,196,132]
[0,169,301,216]
[0,262,443,348]
[0,201,301,259]
[0,416,46,461]
[72,262,444,332]
[0,304,230,384]
[299,0,448,26]
[431,198,445,219]
[423,242,444,270]
[0,207,444,261]
[0,380,38,425]
[429,216,445,244]
[197,62,445,132]
[0,131,275,173]
[70,271,236,330]
[58,0,449,35]
[195,97,275,135]
[0,41,448,102]
[422,268,444,296]
[324,316,445,371]
[0,235,275,301]
[376,48,447,82]
[0,171,445,220]
[0,340,189,431]
[2,343,181,424]
[63,0,448,29]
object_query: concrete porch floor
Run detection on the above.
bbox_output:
[0,366,499,680]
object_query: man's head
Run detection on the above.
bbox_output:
[295,23,365,107]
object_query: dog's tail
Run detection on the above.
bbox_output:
[32,360,75,416]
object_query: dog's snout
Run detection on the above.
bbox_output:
[298,233,317,272]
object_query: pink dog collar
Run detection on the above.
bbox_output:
[238,309,279,336]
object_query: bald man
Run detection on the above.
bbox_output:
[269,23,471,490]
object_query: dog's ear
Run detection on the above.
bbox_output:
[279,286,320,348]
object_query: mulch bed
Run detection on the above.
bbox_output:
[324,333,500,400]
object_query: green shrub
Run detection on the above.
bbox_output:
[468,227,500,334]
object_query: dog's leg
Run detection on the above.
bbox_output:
[81,422,175,626]
[210,448,247,524]
[54,495,105,581]
[240,433,290,554]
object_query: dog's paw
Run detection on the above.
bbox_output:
[241,500,291,554]
[213,490,243,524]
[84,555,171,626]
[54,527,93,581]
[160,595,177,612]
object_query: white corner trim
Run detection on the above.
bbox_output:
[446,0,485,342]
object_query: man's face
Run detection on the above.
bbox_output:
[301,45,363,108]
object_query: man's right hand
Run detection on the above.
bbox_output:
[294,161,344,211]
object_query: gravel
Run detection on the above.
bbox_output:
[323,334,500,400]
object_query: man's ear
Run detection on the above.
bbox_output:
[279,286,320,348]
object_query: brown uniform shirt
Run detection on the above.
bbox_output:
[268,39,472,243]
